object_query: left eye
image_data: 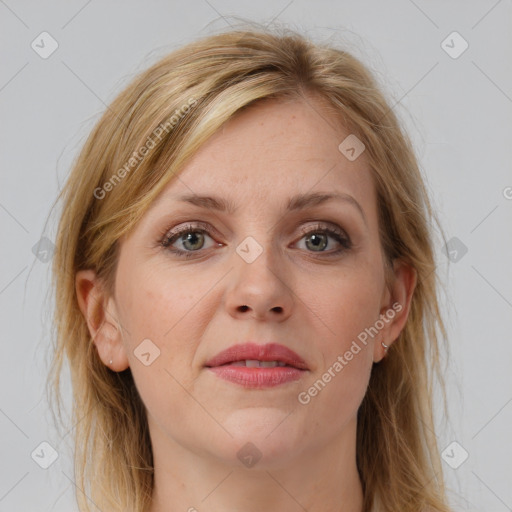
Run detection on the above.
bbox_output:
[296,230,344,252]
[295,224,351,254]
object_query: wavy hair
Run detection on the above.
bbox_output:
[49,25,452,512]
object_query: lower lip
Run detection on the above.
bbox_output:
[207,366,305,388]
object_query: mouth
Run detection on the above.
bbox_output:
[204,342,309,370]
[204,342,309,388]
[219,360,292,368]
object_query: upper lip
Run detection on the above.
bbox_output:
[204,342,309,370]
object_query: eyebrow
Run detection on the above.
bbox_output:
[175,191,367,224]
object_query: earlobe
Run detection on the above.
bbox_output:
[75,270,130,371]
[374,260,417,362]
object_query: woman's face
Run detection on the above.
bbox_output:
[92,97,410,469]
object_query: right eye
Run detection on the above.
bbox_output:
[161,222,220,258]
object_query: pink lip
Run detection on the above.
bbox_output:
[204,342,309,389]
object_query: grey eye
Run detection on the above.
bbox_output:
[179,231,206,251]
[304,232,329,251]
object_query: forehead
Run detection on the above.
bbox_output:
[152,96,375,215]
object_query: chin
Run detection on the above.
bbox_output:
[214,408,305,469]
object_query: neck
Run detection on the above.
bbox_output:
[148,416,364,512]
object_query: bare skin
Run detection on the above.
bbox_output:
[76,95,416,512]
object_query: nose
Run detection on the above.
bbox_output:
[224,240,294,322]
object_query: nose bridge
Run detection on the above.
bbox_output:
[225,230,294,320]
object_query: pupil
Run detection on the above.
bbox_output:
[307,233,327,251]
[183,232,203,250]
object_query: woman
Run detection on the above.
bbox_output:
[49,26,453,512]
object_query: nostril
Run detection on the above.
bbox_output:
[239,305,249,312]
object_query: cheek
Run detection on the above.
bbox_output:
[115,266,211,431]
[301,260,384,347]
[115,263,220,391]
[297,272,377,435]
[118,262,215,345]
[294,258,381,419]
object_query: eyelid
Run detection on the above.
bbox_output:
[296,221,348,239]
[160,221,218,246]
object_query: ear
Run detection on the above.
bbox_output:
[374,260,417,363]
[75,269,129,371]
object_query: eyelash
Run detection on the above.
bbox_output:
[160,221,352,259]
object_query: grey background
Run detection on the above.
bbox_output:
[1,1,511,510]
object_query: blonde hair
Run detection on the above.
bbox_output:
[49,25,452,512]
